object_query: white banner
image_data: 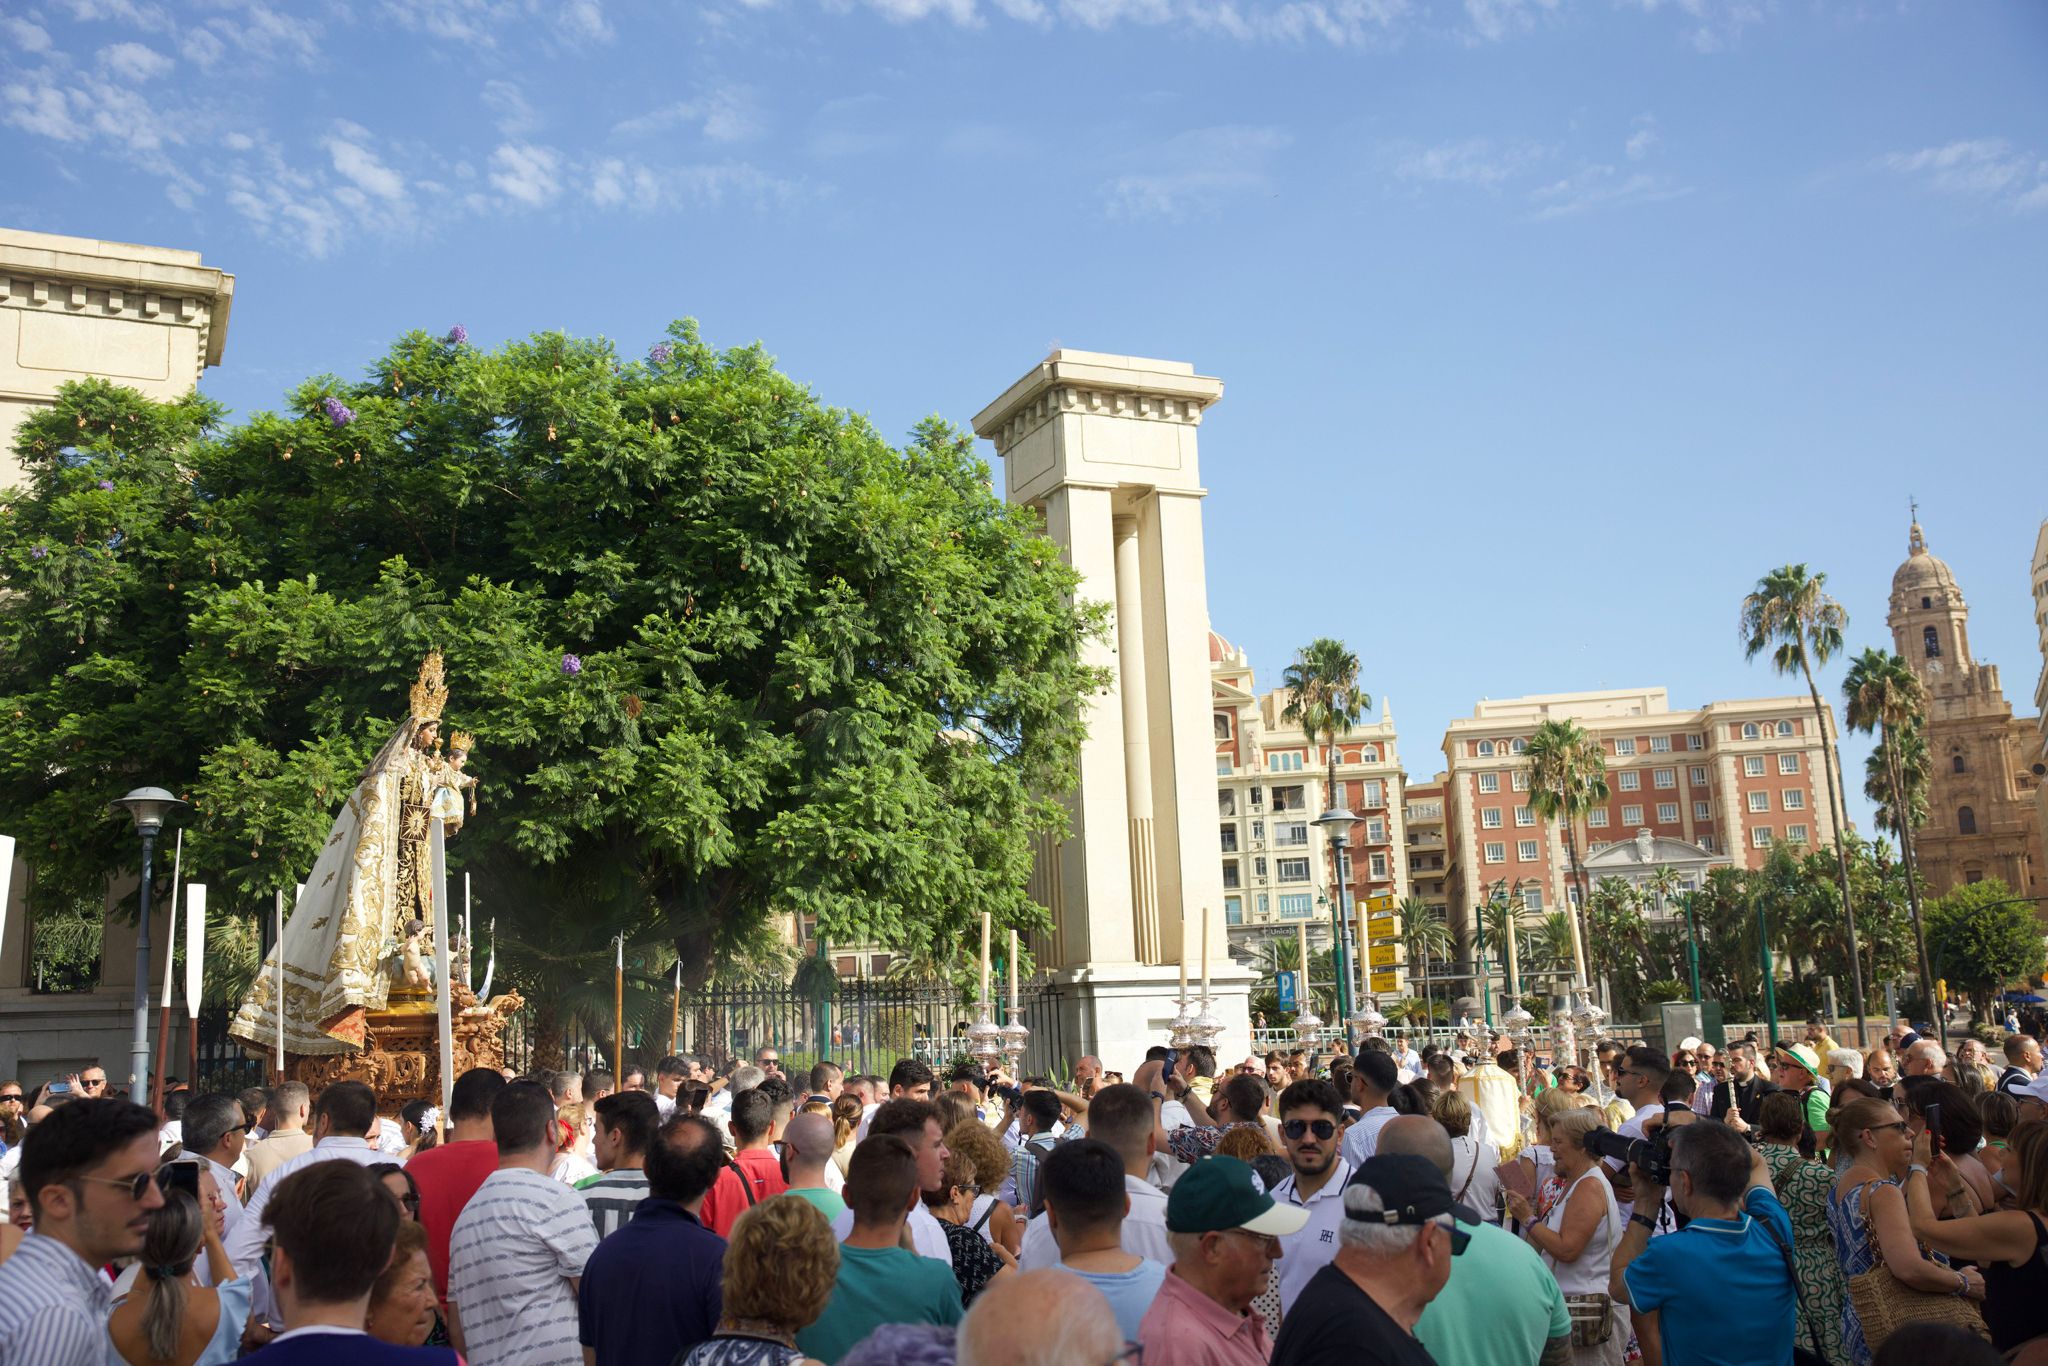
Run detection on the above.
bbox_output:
[184,884,205,1017]
[431,820,454,1115]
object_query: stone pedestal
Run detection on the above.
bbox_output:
[282,981,522,1107]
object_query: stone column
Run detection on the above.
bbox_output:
[1112,516,1161,963]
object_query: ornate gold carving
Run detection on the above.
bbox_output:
[409,651,448,724]
[284,989,525,1107]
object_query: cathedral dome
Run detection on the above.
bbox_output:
[1892,520,1959,598]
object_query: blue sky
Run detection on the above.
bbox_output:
[5,0,2046,837]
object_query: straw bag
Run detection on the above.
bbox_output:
[1843,1195,1988,1351]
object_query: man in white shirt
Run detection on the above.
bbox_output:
[831,1098,955,1263]
[1018,1084,1171,1269]
[1338,1050,1402,1168]
[226,1081,388,1278]
[448,1079,599,1364]
[1269,1077,1354,1318]
[650,1056,689,1119]
[852,1058,935,1142]
[178,1093,250,1278]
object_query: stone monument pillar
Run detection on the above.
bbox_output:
[974,351,1253,1069]
[0,229,235,485]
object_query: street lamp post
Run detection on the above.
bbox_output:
[1757,894,1779,1045]
[109,787,188,1106]
[1682,892,1703,1003]
[1313,806,1358,1028]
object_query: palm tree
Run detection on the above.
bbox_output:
[1398,897,1452,1027]
[1281,638,1371,1014]
[1741,564,1866,1044]
[1844,647,1937,1032]
[1522,718,1607,997]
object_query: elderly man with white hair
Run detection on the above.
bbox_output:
[1270,1154,1463,1366]
[1138,1154,1307,1364]
[955,1267,1122,1366]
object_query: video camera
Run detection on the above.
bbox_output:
[1581,1101,1684,1187]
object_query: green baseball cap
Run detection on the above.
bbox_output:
[1165,1155,1310,1236]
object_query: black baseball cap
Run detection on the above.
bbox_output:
[1343,1154,1475,1254]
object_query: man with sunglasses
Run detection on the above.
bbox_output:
[1271,1154,1467,1366]
[75,1066,109,1099]
[182,1094,252,1272]
[1270,1078,1353,1321]
[0,1096,164,1366]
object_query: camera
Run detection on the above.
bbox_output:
[1582,1103,1683,1187]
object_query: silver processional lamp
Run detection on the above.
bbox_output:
[110,787,188,1106]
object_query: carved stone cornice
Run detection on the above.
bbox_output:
[981,382,1214,459]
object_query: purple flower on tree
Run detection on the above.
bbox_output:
[30,545,48,559]
[561,653,583,676]
[97,480,114,491]
[649,343,672,364]
[322,397,355,427]
[446,325,468,345]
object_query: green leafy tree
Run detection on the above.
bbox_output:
[0,325,1106,995]
[1280,637,1369,1011]
[1398,896,1452,1019]
[1742,563,1865,1043]
[1926,878,2045,1006]
[1844,647,1936,1021]
[1522,719,1607,992]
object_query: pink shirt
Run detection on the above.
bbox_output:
[1138,1266,1274,1366]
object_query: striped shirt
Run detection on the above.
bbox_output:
[579,1168,651,1241]
[448,1167,598,1365]
[0,1231,113,1366]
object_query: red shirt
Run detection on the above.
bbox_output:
[406,1139,501,1300]
[699,1146,789,1237]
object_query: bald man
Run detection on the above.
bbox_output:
[783,1111,846,1221]
[956,1268,1122,1366]
[1377,1116,1574,1366]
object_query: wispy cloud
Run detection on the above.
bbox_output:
[1615,0,1764,53]
[1527,164,1690,218]
[1393,136,1547,187]
[488,142,563,207]
[5,17,55,52]
[613,88,761,144]
[1387,124,1689,219]
[1104,124,1290,220]
[1881,139,2048,214]
[1462,0,1559,44]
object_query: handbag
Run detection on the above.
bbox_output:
[1756,1203,1833,1366]
[1564,1292,1614,1348]
[1842,1187,1989,1351]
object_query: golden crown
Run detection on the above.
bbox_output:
[447,731,475,752]
[409,651,448,724]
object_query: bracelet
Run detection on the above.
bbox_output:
[1630,1213,1658,1232]
[1909,1163,1928,1176]
[1953,1272,1969,1298]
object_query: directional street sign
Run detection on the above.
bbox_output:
[1369,968,1400,992]
[1369,943,1400,967]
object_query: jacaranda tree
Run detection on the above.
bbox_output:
[0,322,1107,985]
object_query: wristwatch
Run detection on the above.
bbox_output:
[1630,1212,1658,1232]
[1149,1091,1166,1102]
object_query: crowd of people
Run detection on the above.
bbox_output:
[0,1015,2037,1366]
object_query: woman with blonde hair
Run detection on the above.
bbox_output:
[1505,1106,1625,1364]
[107,1167,250,1366]
[548,1102,597,1184]
[681,1195,838,1365]
[829,1094,862,1177]
[942,1120,1024,1256]
[1433,1090,1503,1221]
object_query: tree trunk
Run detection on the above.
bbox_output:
[1558,817,1593,1000]
[1886,727,1938,1043]
[1805,662,1868,1046]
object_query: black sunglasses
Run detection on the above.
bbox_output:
[1283,1119,1337,1141]
[77,1170,157,1200]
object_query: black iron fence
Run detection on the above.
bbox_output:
[193,1008,272,1095]
[507,977,1069,1083]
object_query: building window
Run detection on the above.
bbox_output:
[1271,751,1304,772]
[1694,801,1711,819]
[1959,806,1977,835]
[1518,840,1539,861]
[1367,818,1386,842]
[1649,735,1670,753]
[1363,779,1384,807]
[1523,886,1544,911]
[1782,790,1805,810]
[1745,756,1766,777]
[1277,857,1310,882]
[1752,827,1774,848]
[1276,822,1308,847]
[1787,824,1809,843]
[1699,834,1715,852]
[1272,785,1306,812]
[1952,752,1966,773]
[1512,772,1530,792]
[1510,737,1528,754]
[1361,746,1379,762]
[1654,768,1676,789]
[1370,852,1388,878]
[1658,803,1679,823]
[1338,852,1353,879]
[1223,861,1241,889]
[1780,754,1800,774]
[1216,758,1233,775]
[1618,771,1641,791]
[1966,870,1984,885]
[1690,766,1709,786]
[1251,819,1264,840]
[1219,790,1237,817]
[1776,720,1794,737]
[1484,842,1506,863]
[1279,893,1313,919]
[1615,738,1637,756]
[1220,825,1239,852]
[1588,809,1610,827]
[1483,808,1504,829]
[1477,740,1495,757]
[1924,626,1941,659]
[1622,805,1644,825]
[1743,723,1761,740]
[1479,773,1500,794]
[1257,894,1270,916]
[1688,734,1705,750]
[1250,786,1264,807]
[1225,897,1243,925]
[1214,713,1233,740]
[1748,791,1770,812]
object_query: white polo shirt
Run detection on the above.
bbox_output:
[1272,1157,1354,1314]
[1339,1106,1399,1168]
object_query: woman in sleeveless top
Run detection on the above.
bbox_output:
[1505,1108,1625,1366]
[1901,1120,2048,1357]
[1828,1097,1984,1366]
[1758,1091,1852,1366]
[941,1121,1024,1257]
[681,1197,835,1366]
[107,1170,251,1366]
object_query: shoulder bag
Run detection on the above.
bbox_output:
[1842,1182,1989,1350]
[1755,1200,1834,1366]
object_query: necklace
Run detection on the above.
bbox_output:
[721,1316,795,1347]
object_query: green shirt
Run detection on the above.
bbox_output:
[786,1185,847,1222]
[796,1242,963,1364]
[1415,1220,1572,1366]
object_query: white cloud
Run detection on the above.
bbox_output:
[1104,124,1289,220]
[1616,0,1764,53]
[1882,140,2048,213]
[4,17,53,52]
[483,79,540,136]
[3,79,88,142]
[180,27,225,67]
[489,141,562,206]
[613,88,760,144]
[323,122,407,201]
[1625,125,1659,161]
[1463,0,1558,43]
[590,156,662,209]
[1528,163,1690,219]
[557,0,613,41]
[98,41,172,82]
[860,0,981,21]
[1393,136,1546,187]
